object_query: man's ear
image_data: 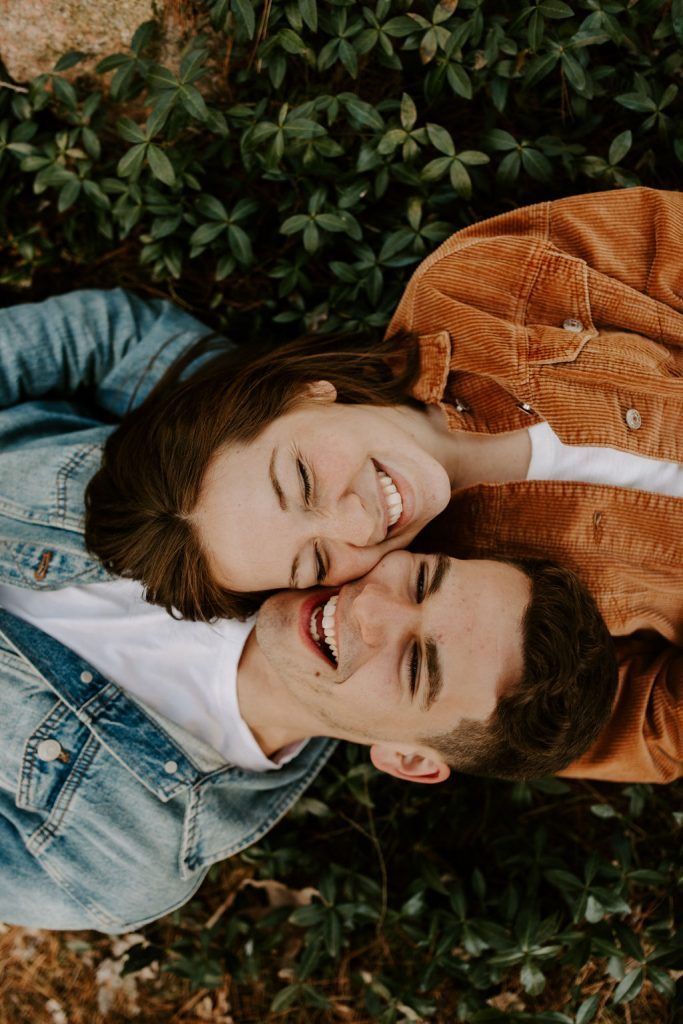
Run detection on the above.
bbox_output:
[370,744,451,785]
[304,380,337,404]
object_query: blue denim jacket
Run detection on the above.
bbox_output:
[0,290,335,931]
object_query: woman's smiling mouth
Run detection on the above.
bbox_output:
[376,467,403,528]
[373,460,413,538]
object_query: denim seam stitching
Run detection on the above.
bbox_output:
[28,734,100,855]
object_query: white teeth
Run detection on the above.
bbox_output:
[322,594,338,661]
[377,468,403,528]
[309,594,339,663]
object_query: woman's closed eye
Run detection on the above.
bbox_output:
[314,543,327,585]
[297,457,312,506]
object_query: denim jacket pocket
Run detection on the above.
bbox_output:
[17,700,97,833]
[0,429,108,533]
[0,540,108,589]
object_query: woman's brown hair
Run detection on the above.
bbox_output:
[84,328,420,621]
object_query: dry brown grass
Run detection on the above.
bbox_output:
[1,916,676,1024]
[0,924,192,1024]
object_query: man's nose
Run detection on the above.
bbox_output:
[351,582,409,648]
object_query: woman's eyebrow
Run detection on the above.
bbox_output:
[269,447,287,511]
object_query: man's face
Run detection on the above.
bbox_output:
[255,551,531,755]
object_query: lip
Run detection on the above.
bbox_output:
[374,460,415,538]
[299,587,340,667]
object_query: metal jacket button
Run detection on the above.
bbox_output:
[518,402,534,415]
[37,739,63,762]
[453,397,471,414]
[562,317,583,332]
[625,408,642,430]
[80,670,94,684]
[164,760,179,775]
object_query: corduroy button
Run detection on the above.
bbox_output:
[562,317,583,332]
[625,408,642,430]
[37,739,63,762]
[453,397,471,414]
[518,402,534,415]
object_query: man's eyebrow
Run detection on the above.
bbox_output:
[423,637,443,712]
[269,447,287,511]
[426,553,451,599]
[289,555,299,589]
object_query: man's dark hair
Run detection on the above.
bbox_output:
[422,560,618,779]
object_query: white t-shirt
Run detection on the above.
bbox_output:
[3,422,678,768]
[0,579,301,772]
[527,422,683,498]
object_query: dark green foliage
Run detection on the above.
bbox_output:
[1,0,682,341]
[137,748,681,1021]
[0,2,681,1017]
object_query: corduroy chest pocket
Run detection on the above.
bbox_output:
[525,250,596,367]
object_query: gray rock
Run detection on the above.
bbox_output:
[0,0,188,82]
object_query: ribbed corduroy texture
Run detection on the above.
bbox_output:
[387,187,683,783]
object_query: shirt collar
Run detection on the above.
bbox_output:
[408,330,452,405]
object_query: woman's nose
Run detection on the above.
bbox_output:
[327,492,380,548]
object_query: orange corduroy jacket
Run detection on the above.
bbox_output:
[386,187,683,784]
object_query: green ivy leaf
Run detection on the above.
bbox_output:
[117,118,148,144]
[53,51,87,72]
[117,143,147,178]
[147,144,176,185]
[58,177,81,212]
[180,85,209,121]
[196,194,228,221]
[449,158,472,197]
[400,93,418,131]
[575,994,600,1024]
[232,0,256,38]
[426,123,455,155]
[228,223,253,264]
[612,968,644,1004]
[615,92,657,113]
[190,221,226,246]
[672,0,683,45]
[540,0,574,18]
[608,130,632,165]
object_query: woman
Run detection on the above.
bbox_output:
[86,186,683,637]
[82,186,683,784]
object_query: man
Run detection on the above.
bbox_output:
[0,540,614,933]
[0,289,616,933]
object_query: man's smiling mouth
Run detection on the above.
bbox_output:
[309,593,339,665]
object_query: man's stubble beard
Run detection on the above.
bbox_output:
[255,597,376,742]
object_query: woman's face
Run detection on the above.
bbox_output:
[192,387,452,592]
